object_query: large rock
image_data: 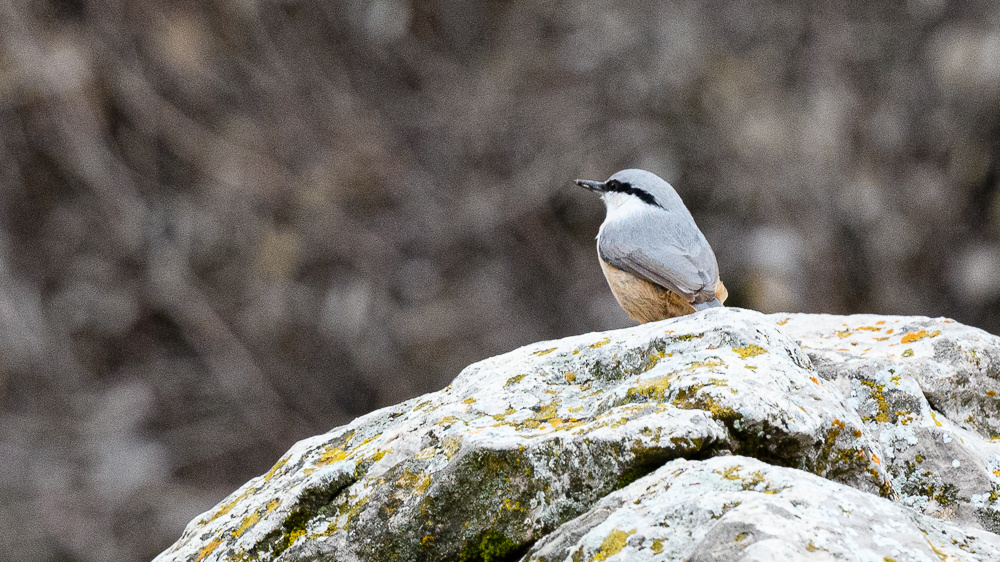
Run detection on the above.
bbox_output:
[155,309,1000,561]
[524,456,1000,561]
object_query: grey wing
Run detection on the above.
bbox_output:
[598,216,719,303]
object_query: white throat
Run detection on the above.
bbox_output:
[602,192,650,218]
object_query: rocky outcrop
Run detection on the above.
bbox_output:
[156,309,1000,561]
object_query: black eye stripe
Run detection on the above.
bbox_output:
[605,180,661,207]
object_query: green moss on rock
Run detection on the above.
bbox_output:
[458,530,530,562]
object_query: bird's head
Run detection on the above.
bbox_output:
[575,169,676,213]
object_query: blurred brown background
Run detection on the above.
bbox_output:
[1,0,999,560]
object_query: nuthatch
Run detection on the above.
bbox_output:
[576,169,727,323]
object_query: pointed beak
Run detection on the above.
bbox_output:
[575,179,605,193]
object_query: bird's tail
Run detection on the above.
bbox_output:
[692,298,723,311]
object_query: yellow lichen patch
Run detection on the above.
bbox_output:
[233,512,260,538]
[735,533,747,542]
[502,498,523,512]
[672,386,739,422]
[316,447,349,466]
[590,337,612,348]
[442,435,462,459]
[745,365,757,370]
[856,326,880,331]
[718,465,743,480]
[208,488,254,522]
[337,493,371,530]
[421,535,435,546]
[415,447,437,460]
[641,348,668,373]
[988,391,997,397]
[859,381,891,423]
[266,499,281,514]
[416,475,433,494]
[286,528,306,548]
[901,349,914,358]
[689,358,724,369]
[593,529,636,561]
[651,538,664,553]
[462,397,476,404]
[901,329,940,344]
[311,521,339,538]
[370,449,391,462]
[505,374,528,387]
[536,402,559,420]
[263,455,291,482]
[532,347,557,356]
[626,375,673,401]
[194,537,223,562]
[733,344,767,359]
[609,417,629,428]
[565,372,577,383]
[741,471,768,491]
[930,411,943,427]
[776,318,790,325]
[396,467,425,490]
[503,406,517,416]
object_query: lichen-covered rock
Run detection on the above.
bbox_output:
[155,309,1000,561]
[523,455,1000,561]
[774,314,1000,532]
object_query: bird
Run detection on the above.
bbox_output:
[576,169,727,323]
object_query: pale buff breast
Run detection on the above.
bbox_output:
[599,257,727,323]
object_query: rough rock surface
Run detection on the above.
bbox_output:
[525,456,1000,562]
[156,309,1000,561]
